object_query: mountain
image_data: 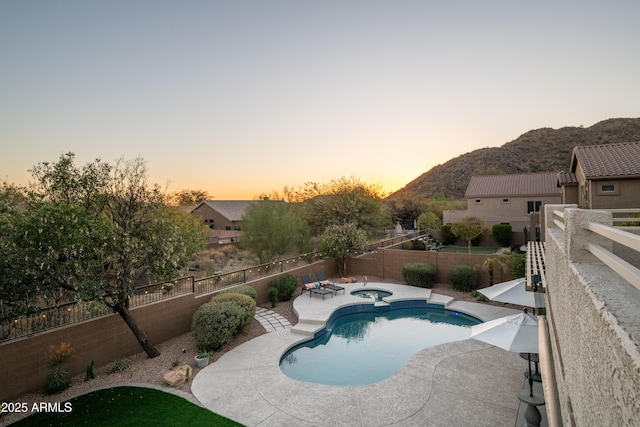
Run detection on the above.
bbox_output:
[388,118,640,200]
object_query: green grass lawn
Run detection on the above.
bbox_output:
[9,386,243,427]
[438,246,500,254]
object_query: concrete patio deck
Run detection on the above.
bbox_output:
[192,282,547,426]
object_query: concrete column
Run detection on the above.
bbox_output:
[564,208,613,263]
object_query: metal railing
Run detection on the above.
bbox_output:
[1,232,421,342]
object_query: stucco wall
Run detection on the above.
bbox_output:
[544,205,640,426]
[0,260,338,401]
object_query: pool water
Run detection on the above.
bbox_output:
[350,289,393,302]
[280,307,480,386]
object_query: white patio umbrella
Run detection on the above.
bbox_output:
[471,309,539,396]
[478,278,546,310]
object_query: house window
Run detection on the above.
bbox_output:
[474,199,482,204]
[601,184,615,192]
[597,181,619,196]
[225,226,231,230]
[527,201,542,213]
[502,198,510,204]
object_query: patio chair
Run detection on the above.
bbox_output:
[315,271,345,295]
[300,274,332,299]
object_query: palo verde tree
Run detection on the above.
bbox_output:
[241,200,311,264]
[1,153,207,358]
[417,212,442,238]
[167,189,211,206]
[318,222,367,275]
[450,216,487,253]
[297,176,390,236]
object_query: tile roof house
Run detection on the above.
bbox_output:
[191,200,258,245]
[444,171,561,243]
[559,141,640,209]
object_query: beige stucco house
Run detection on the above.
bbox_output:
[444,171,561,242]
[558,141,640,209]
[191,200,257,245]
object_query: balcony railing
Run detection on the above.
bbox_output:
[547,206,640,292]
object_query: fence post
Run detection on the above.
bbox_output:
[565,208,613,263]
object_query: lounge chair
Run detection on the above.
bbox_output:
[315,272,345,295]
[300,274,332,299]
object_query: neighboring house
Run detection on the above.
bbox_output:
[191,200,257,245]
[443,171,561,242]
[558,141,640,209]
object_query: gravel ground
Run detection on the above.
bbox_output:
[1,278,517,425]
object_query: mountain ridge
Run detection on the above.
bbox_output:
[388,117,640,200]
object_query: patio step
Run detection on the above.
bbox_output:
[291,321,325,337]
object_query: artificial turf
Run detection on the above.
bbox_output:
[8,386,244,427]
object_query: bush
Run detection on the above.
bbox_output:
[192,301,245,351]
[402,262,437,288]
[211,292,256,330]
[218,285,257,302]
[104,358,131,375]
[44,341,74,394]
[401,239,426,250]
[492,224,512,247]
[449,265,478,291]
[510,252,526,278]
[440,224,457,245]
[268,287,278,307]
[471,290,489,302]
[269,273,298,301]
[44,365,71,394]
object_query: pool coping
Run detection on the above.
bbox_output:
[191,282,535,427]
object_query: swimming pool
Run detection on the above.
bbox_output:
[280,304,481,386]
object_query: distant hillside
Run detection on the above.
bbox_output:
[389,118,640,200]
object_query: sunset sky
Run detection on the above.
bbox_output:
[1,1,639,199]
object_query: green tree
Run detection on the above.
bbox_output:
[168,189,211,206]
[318,222,367,275]
[298,176,389,235]
[451,216,487,253]
[384,195,429,229]
[483,257,507,285]
[241,200,310,263]
[417,212,442,238]
[1,154,207,358]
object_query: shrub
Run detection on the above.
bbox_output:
[440,224,457,245]
[492,224,512,247]
[44,341,74,394]
[104,358,131,375]
[268,287,278,307]
[471,290,489,302]
[44,365,72,394]
[218,285,257,301]
[192,301,245,351]
[211,292,256,330]
[84,360,96,382]
[269,273,298,301]
[401,239,426,250]
[402,262,437,288]
[449,265,478,291]
[510,252,526,278]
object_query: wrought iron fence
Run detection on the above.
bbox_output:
[1,232,420,342]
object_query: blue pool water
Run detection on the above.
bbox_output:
[280,306,480,386]
[350,289,393,301]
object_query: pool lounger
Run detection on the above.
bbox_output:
[315,272,345,295]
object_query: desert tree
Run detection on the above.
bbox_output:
[1,154,207,358]
[318,222,367,275]
[297,176,390,236]
[451,216,487,253]
[168,189,211,206]
[417,212,442,238]
[241,200,311,264]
